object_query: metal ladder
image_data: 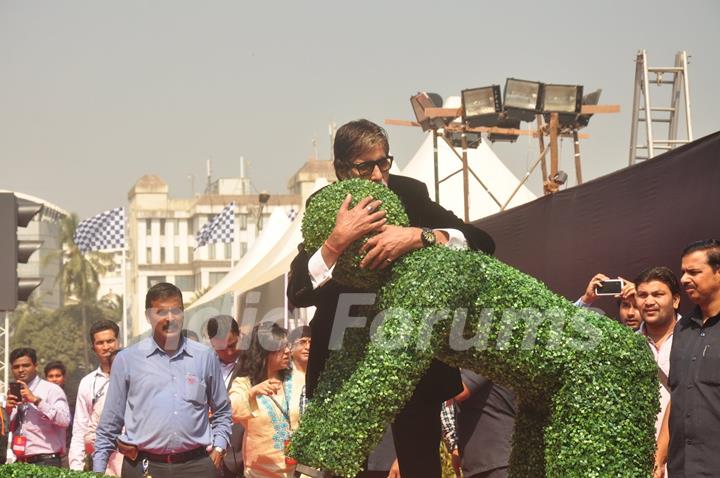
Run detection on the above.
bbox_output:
[628,50,693,165]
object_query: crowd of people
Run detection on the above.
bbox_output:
[1,119,718,478]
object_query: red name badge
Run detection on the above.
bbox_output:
[12,435,27,457]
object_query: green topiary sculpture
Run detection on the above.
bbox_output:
[289,179,659,478]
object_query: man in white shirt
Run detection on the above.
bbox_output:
[634,266,680,438]
[68,319,119,471]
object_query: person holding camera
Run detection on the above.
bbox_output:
[575,273,640,330]
[5,347,71,467]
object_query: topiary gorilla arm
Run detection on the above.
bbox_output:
[289,179,659,478]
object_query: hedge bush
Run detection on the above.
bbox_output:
[0,464,105,477]
[289,179,659,477]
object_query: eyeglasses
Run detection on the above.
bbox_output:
[293,338,311,348]
[352,156,393,178]
[148,307,184,317]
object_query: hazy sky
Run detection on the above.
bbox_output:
[2,0,718,219]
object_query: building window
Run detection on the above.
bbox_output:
[159,218,166,236]
[147,276,165,288]
[160,247,166,263]
[239,242,247,258]
[146,247,152,264]
[224,243,232,260]
[188,247,194,263]
[175,275,195,291]
[145,219,152,236]
[174,247,180,263]
[209,272,225,287]
[238,214,247,231]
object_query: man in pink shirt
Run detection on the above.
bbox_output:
[6,347,71,467]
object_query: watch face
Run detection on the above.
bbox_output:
[421,228,436,246]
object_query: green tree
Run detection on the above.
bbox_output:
[43,214,117,369]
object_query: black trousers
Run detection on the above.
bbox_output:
[121,455,216,478]
[391,400,442,478]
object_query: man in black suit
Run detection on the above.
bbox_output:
[207,315,244,477]
[287,119,495,478]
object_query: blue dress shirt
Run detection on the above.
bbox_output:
[92,336,232,472]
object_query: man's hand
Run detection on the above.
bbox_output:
[618,277,636,302]
[326,194,387,253]
[209,448,224,469]
[19,380,39,405]
[5,393,20,411]
[580,273,610,305]
[360,225,421,270]
[387,458,401,478]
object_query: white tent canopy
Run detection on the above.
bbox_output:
[400,134,536,222]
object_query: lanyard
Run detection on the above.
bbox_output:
[92,373,109,406]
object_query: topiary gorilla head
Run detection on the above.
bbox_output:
[301,179,409,290]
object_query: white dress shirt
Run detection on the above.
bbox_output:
[69,367,110,470]
[309,228,467,289]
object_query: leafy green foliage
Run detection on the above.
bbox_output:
[0,464,106,477]
[301,179,409,290]
[290,181,659,477]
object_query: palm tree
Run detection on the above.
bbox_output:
[45,214,116,368]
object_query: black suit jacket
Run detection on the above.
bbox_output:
[287,174,495,404]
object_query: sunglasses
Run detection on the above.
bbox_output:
[352,156,393,178]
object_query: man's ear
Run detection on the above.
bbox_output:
[673,294,681,311]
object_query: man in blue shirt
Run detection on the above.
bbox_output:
[93,282,232,478]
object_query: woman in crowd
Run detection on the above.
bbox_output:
[229,322,303,478]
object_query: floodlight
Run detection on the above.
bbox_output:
[461,86,502,127]
[445,131,482,149]
[410,92,446,131]
[542,84,583,113]
[576,89,602,129]
[488,118,521,143]
[504,78,543,122]
[544,87,600,129]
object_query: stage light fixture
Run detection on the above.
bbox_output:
[488,118,521,143]
[504,78,543,122]
[461,86,502,127]
[542,84,584,114]
[445,131,482,149]
[410,92,446,131]
[576,89,602,129]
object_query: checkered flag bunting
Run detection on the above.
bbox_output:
[288,208,298,221]
[74,207,125,253]
[195,202,235,248]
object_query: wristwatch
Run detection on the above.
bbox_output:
[420,227,436,247]
[213,446,226,456]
